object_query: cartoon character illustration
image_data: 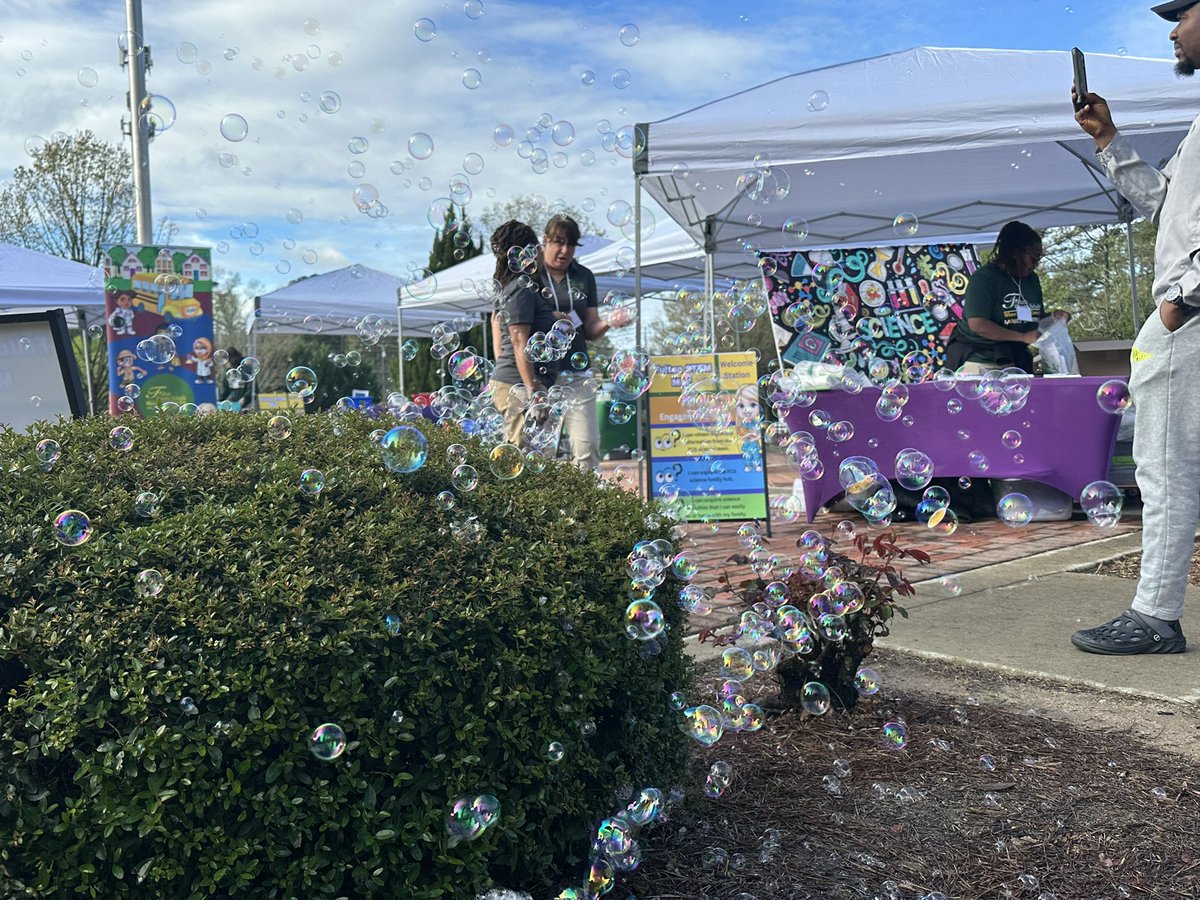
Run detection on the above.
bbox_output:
[187,337,215,383]
[116,349,147,388]
[108,293,136,336]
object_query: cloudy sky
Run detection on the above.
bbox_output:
[0,0,1183,295]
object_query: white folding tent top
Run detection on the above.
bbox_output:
[0,242,106,330]
[637,47,1195,254]
[251,264,486,340]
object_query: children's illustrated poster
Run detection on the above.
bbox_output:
[761,244,982,375]
[104,245,215,416]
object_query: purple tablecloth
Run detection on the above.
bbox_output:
[785,376,1122,522]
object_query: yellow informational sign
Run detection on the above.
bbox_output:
[257,392,305,410]
[647,351,768,521]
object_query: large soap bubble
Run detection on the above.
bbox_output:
[380,426,429,474]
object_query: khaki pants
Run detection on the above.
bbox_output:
[490,380,533,447]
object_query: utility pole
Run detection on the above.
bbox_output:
[120,0,153,244]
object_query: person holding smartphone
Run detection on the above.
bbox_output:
[1069,0,1200,655]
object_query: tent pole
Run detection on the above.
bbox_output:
[78,307,95,415]
[634,174,645,495]
[704,216,716,351]
[1125,219,1141,334]
[395,290,406,396]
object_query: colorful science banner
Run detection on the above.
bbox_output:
[761,244,982,375]
[104,245,216,416]
[647,351,768,522]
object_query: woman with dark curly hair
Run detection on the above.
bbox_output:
[486,220,560,446]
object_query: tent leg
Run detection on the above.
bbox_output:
[634,174,645,494]
[396,299,406,396]
[704,216,716,351]
[78,307,95,416]
[1125,220,1141,335]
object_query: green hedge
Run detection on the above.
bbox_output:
[0,410,691,898]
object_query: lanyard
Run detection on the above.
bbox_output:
[1010,275,1029,307]
[545,269,572,313]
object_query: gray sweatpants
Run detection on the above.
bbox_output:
[1129,305,1200,621]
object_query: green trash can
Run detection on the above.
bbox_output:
[597,395,638,460]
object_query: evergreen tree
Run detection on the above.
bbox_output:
[396,205,486,394]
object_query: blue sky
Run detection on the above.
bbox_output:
[0,0,1185,296]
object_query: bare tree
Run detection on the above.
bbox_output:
[0,130,138,265]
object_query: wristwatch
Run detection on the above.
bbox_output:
[1165,283,1186,307]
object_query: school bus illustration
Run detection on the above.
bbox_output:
[130,272,201,318]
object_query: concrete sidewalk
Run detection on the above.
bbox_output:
[684,521,1200,706]
[884,529,1200,705]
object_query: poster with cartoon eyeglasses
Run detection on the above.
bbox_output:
[760,244,981,378]
[103,245,216,417]
[647,352,768,522]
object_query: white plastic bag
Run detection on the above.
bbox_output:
[1034,319,1079,375]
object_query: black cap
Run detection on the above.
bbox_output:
[1152,0,1200,21]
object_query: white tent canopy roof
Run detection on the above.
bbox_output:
[639,47,1195,252]
[0,242,106,329]
[252,264,487,339]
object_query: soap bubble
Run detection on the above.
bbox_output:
[267,415,292,440]
[464,0,484,18]
[219,113,249,142]
[53,510,92,546]
[681,705,724,746]
[451,464,479,492]
[854,666,880,696]
[446,793,500,843]
[1096,379,1132,414]
[78,66,98,87]
[547,741,564,763]
[462,68,482,89]
[807,89,830,111]
[36,438,61,465]
[801,682,831,715]
[996,492,1033,527]
[612,68,631,89]
[892,213,919,238]
[309,723,347,760]
[624,599,664,640]
[782,216,809,240]
[413,17,437,41]
[618,23,640,46]
[380,426,429,474]
[285,366,318,397]
[720,647,754,681]
[1080,480,1123,527]
[408,132,434,160]
[488,443,524,479]
[298,468,325,495]
[109,426,134,451]
[882,721,909,749]
[402,339,419,360]
[134,491,160,518]
[135,569,165,598]
[1001,429,1022,449]
[894,448,934,491]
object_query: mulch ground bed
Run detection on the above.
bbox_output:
[1090,538,1200,587]
[619,680,1200,900]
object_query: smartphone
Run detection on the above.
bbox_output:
[1072,47,1088,108]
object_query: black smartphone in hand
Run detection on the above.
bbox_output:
[1072,47,1088,109]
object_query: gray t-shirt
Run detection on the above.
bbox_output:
[541,262,599,372]
[491,278,561,387]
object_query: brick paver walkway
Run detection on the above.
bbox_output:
[600,449,1141,636]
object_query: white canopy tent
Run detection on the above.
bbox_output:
[634,47,1198,330]
[0,242,107,413]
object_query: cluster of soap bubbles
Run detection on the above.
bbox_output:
[551,787,664,898]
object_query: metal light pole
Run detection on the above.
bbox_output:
[121,0,153,243]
